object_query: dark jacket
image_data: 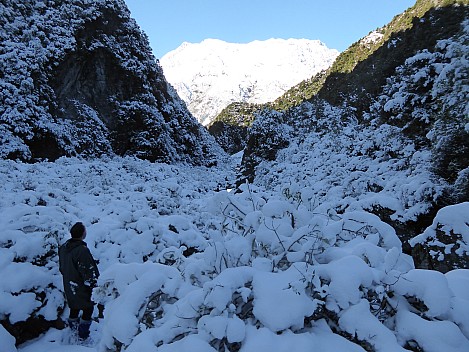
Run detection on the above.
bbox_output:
[59,239,99,310]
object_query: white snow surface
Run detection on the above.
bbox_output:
[0,155,466,352]
[360,30,385,47]
[160,38,339,125]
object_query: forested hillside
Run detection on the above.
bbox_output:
[212,0,468,162]
[0,0,222,165]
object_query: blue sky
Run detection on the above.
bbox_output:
[124,1,416,59]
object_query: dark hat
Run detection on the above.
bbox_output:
[70,222,86,239]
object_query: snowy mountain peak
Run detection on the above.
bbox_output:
[160,38,340,125]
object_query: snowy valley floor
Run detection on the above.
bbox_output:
[0,156,468,352]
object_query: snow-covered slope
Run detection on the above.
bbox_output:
[160,38,339,125]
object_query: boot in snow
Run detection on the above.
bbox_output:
[65,318,79,344]
[78,319,92,340]
[68,318,79,331]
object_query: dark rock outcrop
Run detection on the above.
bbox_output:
[0,0,223,165]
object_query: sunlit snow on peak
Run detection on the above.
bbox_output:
[160,38,339,125]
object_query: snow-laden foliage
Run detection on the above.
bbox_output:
[255,115,440,225]
[381,20,469,128]
[0,157,468,351]
[410,202,469,272]
[374,19,469,199]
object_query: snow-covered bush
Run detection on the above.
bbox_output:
[239,109,292,183]
[0,157,227,344]
[410,202,469,272]
[377,19,469,202]
[94,182,468,352]
[1,156,468,351]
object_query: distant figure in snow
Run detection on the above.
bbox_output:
[59,222,100,340]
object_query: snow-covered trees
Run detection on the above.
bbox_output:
[0,0,223,164]
[376,20,469,202]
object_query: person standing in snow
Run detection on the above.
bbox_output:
[59,222,100,340]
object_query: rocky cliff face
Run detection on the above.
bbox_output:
[0,0,223,165]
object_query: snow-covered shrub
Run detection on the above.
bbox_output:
[0,163,72,330]
[93,181,468,351]
[1,156,468,351]
[78,170,466,351]
[410,202,469,272]
[0,157,229,344]
[239,109,292,184]
[255,116,442,228]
